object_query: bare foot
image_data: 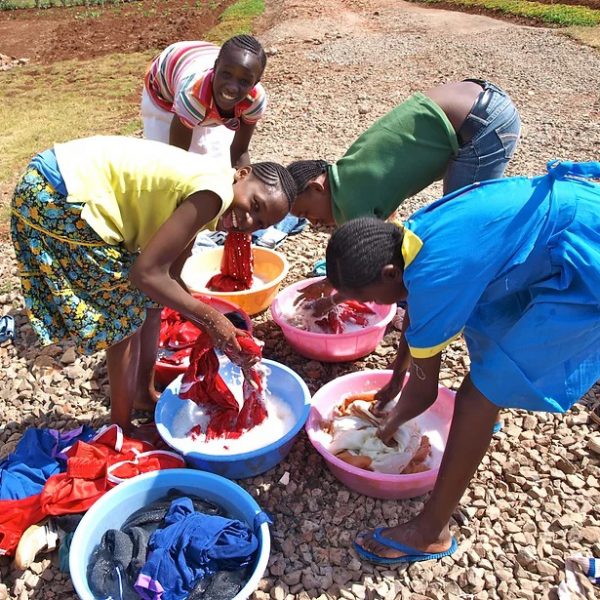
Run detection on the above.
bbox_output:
[354,519,453,560]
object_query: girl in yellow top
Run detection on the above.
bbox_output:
[10,135,297,439]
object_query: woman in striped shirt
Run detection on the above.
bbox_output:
[142,35,268,167]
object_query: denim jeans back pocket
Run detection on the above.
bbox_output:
[494,108,521,160]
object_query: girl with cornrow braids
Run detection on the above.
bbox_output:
[323,161,600,565]
[11,135,297,441]
[143,34,268,167]
[288,79,520,308]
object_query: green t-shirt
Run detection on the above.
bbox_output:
[329,93,459,224]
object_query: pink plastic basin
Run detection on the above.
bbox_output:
[305,370,456,499]
[270,277,396,362]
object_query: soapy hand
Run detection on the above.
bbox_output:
[206,312,250,366]
[294,278,335,306]
[371,372,406,417]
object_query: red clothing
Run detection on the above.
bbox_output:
[179,333,267,440]
[207,232,253,292]
[0,425,184,556]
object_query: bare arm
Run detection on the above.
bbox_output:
[371,310,411,415]
[378,351,442,444]
[169,115,194,151]
[169,239,194,292]
[230,122,256,167]
[129,191,248,362]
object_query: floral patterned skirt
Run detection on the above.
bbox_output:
[10,166,158,355]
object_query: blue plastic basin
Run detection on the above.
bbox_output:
[69,469,270,600]
[155,359,311,479]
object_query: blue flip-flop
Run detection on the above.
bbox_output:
[492,421,503,434]
[353,528,458,565]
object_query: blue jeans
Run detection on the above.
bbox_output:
[444,80,521,193]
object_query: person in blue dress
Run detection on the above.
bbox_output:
[322,160,600,564]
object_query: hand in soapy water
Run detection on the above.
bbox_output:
[206,313,259,370]
[371,371,407,417]
[294,278,346,318]
[294,278,334,304]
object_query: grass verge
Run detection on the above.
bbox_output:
[0,0,266,194]
[207,0,265,41]
[0,52,150,185]
[564,23,600,46]
[409,0,600,26]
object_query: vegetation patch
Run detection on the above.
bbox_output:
[207,0,265,41]
[409,0,600,26]
[0,52,148,184]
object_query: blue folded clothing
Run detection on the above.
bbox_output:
[192,214,307,255]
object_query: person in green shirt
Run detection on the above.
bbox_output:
[288,78,520,319]
[288,79,520,228]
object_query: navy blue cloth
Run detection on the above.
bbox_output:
[29,149,68,195]
[0,426,95,500]
[135,497,258,600]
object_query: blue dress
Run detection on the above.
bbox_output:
[402,161,600,412]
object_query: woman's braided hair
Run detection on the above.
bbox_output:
[326,218,404,290]
[251,162,298,208]
[219,35,267,74]
[287,160,329,193]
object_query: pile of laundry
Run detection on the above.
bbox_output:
[88,492,260,600]
[319,393,432,474]
[0,425,184,565]
[158,304,250,367]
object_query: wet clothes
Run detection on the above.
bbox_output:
[207,232,253,292]
[135,497,257,600]
[179,333,267,439]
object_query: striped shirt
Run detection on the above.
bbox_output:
[144,41,267,131]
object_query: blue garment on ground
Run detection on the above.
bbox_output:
[252,213,307,248]
[402,160,600,413]
[135,497,258,600]
[0,426,95,500]
[192,214,307,255]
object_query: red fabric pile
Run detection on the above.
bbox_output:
[179,334,267,440]
[206,232,254,292]
[158,307,203,365]
[315,300,376,334]
[0,425,184,556]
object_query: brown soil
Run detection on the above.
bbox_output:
[0,0,237,64]
[0,0,597,69]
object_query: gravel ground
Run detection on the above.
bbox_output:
[1,0,600,598]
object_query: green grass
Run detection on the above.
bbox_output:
[0,0,266,191]
[410,0,600,26]
[207,0,265,41]
[0,52,150,184]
